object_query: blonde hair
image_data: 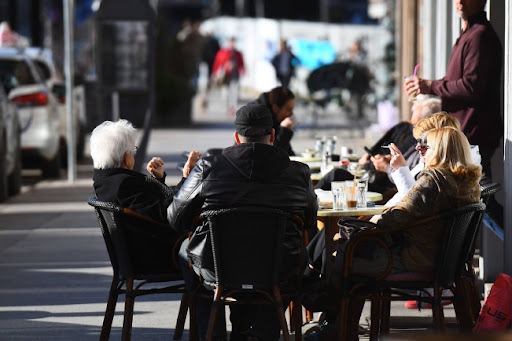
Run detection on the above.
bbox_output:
[424,127,481,185]
[413,112,460,139]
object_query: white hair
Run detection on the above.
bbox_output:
[412,95,442,120]
[90,119,137,169]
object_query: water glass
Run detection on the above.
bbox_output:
[331,181,345,210]
[356,178,368,208]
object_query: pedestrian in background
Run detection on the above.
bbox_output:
[271,39,299,88]
[212,36,245,115]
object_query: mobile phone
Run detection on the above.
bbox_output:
[364,146,376,156]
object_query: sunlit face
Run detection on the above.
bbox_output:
[423,141,434,165]
[274,99,295,123]
[415,137,429,163]
[454,0,486,20]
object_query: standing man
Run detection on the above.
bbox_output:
[271,39,299,88]
[404,0,502,182]
[212,37,245,115]
[167,104,318,341]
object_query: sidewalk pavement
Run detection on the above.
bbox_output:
[0,90,471,340]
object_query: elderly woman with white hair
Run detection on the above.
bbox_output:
[90,119,199,223]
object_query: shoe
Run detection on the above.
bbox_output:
[404,300,453,309]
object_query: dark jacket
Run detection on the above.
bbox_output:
[167,142,318,276]
[251,93,295,156]
[376,168,481,271]
[431,11,503,150]
[93,168,183,224]
[369,121,416,157]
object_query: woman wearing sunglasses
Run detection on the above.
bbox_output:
[385,112,481,206]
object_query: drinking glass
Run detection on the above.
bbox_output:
[356,178,368,208]
[331,181,345,210]
[404,75,417,102]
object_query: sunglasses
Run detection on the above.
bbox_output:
[416,138,430,151]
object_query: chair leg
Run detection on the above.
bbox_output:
[337,297,350,341]
[272,286,291,341]
[432,284,446,331]
[189,290,199,341]
[369,292,382,340]
[292,298,303,341]
[122,277,135,341]
[380,291,391,335]
[173,291,189,340]
[206,287,223,341]
[100,276,120,341]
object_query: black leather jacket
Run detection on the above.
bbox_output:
[167,142,318,274]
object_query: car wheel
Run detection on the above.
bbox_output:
[42,146,61,178]
[8,132,22,196]
[0,130,8,202]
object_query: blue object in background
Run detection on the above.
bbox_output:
[289,38,336,70]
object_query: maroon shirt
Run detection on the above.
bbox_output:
[431,11,503,149]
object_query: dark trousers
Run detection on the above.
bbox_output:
[479,145,503,228]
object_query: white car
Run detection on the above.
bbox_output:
[25,47,86,161]
[0,80,22,201]
[0,47,61,178]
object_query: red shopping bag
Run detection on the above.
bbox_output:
[473,273,512,333]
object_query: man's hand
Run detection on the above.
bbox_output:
[371,154,391,172]
[183,151,202,178]
[388,143,407,170]
[280,117,295,130]
[404,77,433,96]
[147,157,165,179]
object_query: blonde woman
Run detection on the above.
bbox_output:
[337,127,482,340]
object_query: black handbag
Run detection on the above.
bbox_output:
[186,222,214,272]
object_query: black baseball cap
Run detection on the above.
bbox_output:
[234,104,273,137]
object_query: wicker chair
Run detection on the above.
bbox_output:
[195,206,305,341]
[453,182,502,330]
[335,202,486,341]
[88,197,189,341]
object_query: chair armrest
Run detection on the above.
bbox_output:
[340,214,443,280]
[123,207,173,228]
[342,228,394,280]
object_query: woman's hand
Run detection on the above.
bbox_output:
[389,143,407,170]
[147,157,165,179]
[280,117,295,130]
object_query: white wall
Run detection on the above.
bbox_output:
[201,16,389,97]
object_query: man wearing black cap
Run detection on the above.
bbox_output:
[168,103,317,341]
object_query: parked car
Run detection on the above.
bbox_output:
[0,78,22,202]
[25,47,86,162]
[0,47,61,178]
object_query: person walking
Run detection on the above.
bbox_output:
[271,39,299,88]
[212,37,245,115]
